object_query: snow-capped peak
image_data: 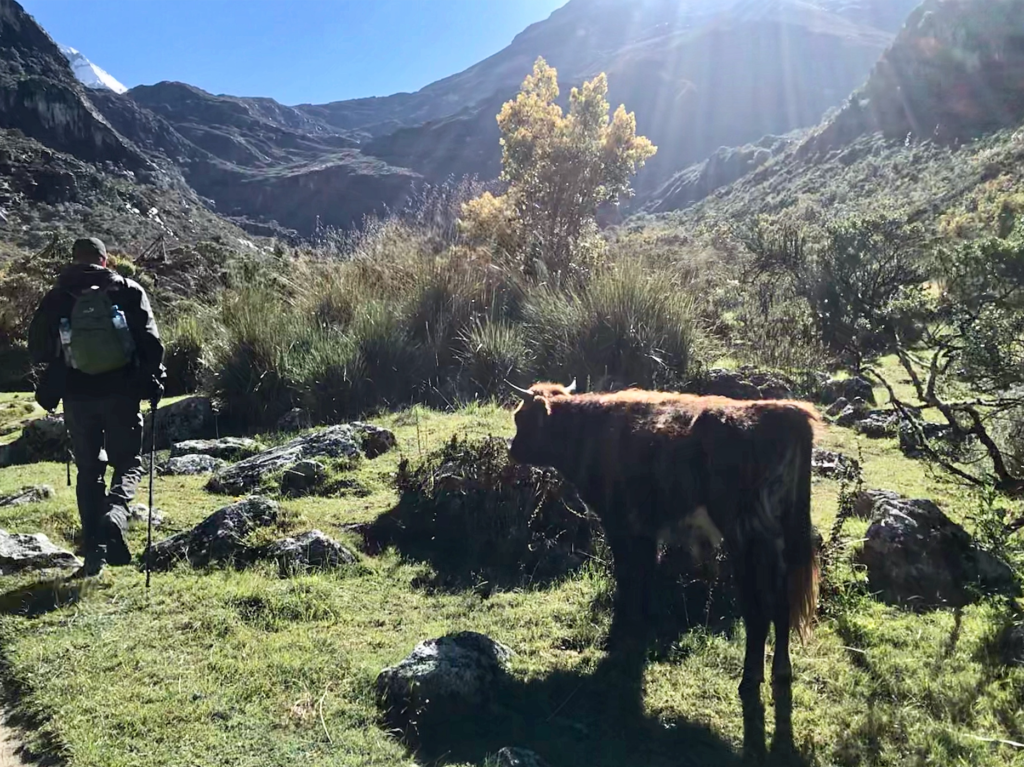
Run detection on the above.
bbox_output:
[59,44,128,95]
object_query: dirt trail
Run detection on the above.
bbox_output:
[0,715,27,767]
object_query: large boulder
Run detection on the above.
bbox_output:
[376,631,512,734]
[206,422,396,495]
[821,376,876,406]
[141,496,278,572]
[689,366,796,401]
[0,415,70,468]
[265,529,356,575]
[833,397,872,427]
[170,437,263,461]
[0,529,80,574]
[856,491,1020,608]
[811,449,861,481]
[854,410,898,438]
[144,397,217,450]
[128,504,164,529]
[493,748,550,767]
[0,485,54,508]
[279,460,326,497]
[158,454,226,476]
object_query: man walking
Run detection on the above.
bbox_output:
[28,237,165,577]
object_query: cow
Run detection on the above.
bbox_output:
[506,379,821,760]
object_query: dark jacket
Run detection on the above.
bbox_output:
[28,263,166,408]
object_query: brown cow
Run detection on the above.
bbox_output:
[507,379,821,760]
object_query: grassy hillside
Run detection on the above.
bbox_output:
[1,370,1022,767]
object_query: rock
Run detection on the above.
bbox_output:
[280,460,326,497]
[128,504,164,529]
[266,529,356,575]
[0,415,70,468]
[1000,621,1024,667]
[206,422,396,495]
[277,408,311,433]
[834,397,872,427]
[857,492,1020,608]
[811,449,861,480]
[376,631,513,732]
[898,419,968,458]
[141,497,278,572]
[159,454,226,476]
[170,437,263,461]
[493,747,550,767]
[821,376,876,406]
[144,397,217,450]
[692,366,795,401]
[0,529,81,574]
[854,410,897,438]
[0,485,54,508]
[824,397,849,418]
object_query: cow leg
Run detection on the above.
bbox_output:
[605,531,657,658]
[771,570,795,756]
[736,553,770,763]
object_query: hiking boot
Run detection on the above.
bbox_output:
[70,547,106,579]
[101,510,132,567]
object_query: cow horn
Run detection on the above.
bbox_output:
[505,380,536,400]
[565,378,577,394]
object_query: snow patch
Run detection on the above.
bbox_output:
[59,44,128,95]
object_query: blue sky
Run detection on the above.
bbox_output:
[21,0,567,104]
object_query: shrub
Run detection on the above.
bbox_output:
[348,300,423,410]
[456,318,534,400]
[525,261,698,390]
[162,313,207,397]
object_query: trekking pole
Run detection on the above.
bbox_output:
[146,398,158,590]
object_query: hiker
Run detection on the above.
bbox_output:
[27,237,166,577]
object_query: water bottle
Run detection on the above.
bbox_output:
[59,317,72,346]
[111,305,136,357]
[111,305,128,332]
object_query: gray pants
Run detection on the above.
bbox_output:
[63,396,144,554]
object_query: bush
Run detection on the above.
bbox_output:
[525,261,698,390]
[367,435,597,591]
[162,313,207,396]
[456,318,534,400]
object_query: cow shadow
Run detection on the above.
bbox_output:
[398,646,811,767]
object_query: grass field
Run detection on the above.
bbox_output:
[0,382,1022,767]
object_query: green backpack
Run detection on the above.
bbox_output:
[60,285,136,375]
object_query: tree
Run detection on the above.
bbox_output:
[460,57,657,279]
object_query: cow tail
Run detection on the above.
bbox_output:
[785,423,819,643]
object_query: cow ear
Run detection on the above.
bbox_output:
[565,378,577,394]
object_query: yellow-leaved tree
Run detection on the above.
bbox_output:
[460,57,657,279]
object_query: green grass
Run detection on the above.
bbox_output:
[1,393,1022,767]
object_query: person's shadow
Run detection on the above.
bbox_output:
[0,577,90,619]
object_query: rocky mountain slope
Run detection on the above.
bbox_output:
[640,0,1024,231]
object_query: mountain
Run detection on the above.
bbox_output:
[643,0,1024,232]
[59,44,127,94]
[3,0,927,241]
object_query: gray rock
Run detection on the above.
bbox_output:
[692,366,795,401]
[170,437,263,461]
[159,454,226,476]
[144,397,217,450]
[376,631,513,731]
[277,408,311,433]
[857,492,1020,608]
[267,529,356,575]
[206,422,397,495]
[128,504,164,529]
[811,449,861,481]
[834,397,872,427]
[0,529,81,574]
[141,497,278,572]
[0,485,54,508]
[821,376,876,406]
[824,397,849,419]
[0,416,70,468]
[493,748,550,767]
[854,410,898,438]
[280,460,326,497]
[898,418,969,458]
